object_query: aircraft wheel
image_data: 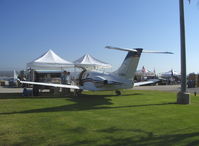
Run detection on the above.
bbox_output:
[115,90,121,96]
[73,89,82,97]
[73,91,78,97]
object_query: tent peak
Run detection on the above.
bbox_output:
[74,54,112,69]
[83,54,91,57]
[27,49,73,70]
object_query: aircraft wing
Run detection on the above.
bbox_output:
[19,80,80,89]
[134,79,159,87]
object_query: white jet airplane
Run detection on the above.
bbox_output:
[19,46,173,96]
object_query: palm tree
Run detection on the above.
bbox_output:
[177,0,190,104]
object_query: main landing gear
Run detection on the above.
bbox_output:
[73,89,83,97]
[115,90,121,96]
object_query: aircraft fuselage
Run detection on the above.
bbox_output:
[71,70,133,91]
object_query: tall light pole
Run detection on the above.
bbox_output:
[177,0,190,104]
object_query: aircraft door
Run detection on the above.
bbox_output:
[78,69,87,86]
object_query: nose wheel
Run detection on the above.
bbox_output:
[115,90,121,96]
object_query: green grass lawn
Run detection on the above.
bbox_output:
[0,90,199,146]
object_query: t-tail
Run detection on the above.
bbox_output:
[114,49,143,80]
[106,46,173,80]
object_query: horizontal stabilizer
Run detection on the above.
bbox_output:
[105,46,173,54]
[142,50,173,54]
[105,46,138,52]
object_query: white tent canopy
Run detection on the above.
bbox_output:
[27,49,73,70]
[74,54,112,70]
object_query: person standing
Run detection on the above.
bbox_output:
[61,71,71,95]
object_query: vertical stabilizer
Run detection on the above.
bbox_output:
[112,49,142,80]
[13,70,18,81]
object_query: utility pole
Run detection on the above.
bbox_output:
[177,0,190,104]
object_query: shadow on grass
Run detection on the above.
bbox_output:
[0,93,72,99]
[0,93,25,99]
[0,93,175,115]
[103,132,199,146]
[0,92,143,99]
[9,127,199,145]
[66,127,199,146]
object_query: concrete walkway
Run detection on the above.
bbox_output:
[0,87,23,93]
[134,85,180,92]
[134,85,199,94]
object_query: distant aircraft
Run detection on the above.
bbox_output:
[19,46,173,96]
[7,70,19,87]
[159,69,180,79]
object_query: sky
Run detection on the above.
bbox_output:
[0,0,199,73]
